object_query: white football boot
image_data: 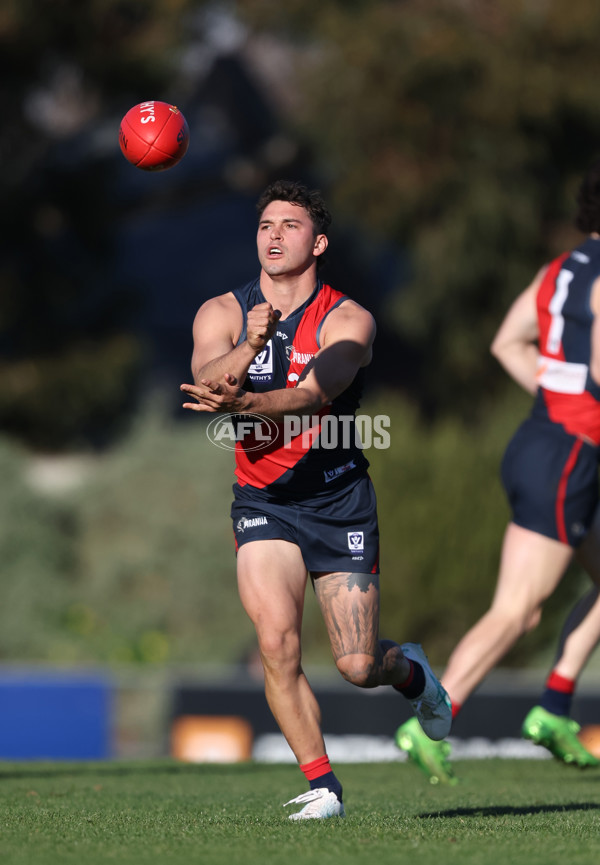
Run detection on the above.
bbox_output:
[284,788,346,820]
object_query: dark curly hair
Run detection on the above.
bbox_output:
[256,180,332,235]
[575,158,600,234]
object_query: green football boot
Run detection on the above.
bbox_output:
[395,717,458,785]
[522,706,600,768]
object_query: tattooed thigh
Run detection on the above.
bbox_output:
[312,571,380,661]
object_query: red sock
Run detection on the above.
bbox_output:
[300,755,343,801]
[546,671,575,694]
[540,671,575,716]
[451,700,462,720]
[300,754,332,781]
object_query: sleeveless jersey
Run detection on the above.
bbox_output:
[532,236,600,444]
[231,278,369,496]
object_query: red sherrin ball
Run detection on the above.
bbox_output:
[119,101,190,171]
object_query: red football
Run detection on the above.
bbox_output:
[119,101,190,171]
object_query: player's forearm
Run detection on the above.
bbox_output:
[241,385,325,422]
[193,340,259,387]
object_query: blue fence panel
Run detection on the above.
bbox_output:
[0,671,112,760]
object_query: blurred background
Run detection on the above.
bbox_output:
[2,0,600,761]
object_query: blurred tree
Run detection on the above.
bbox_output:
[0,0,200,450]
[238,0,600,420]
[5,0,600,445]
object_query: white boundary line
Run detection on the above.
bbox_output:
[253,733,552,763]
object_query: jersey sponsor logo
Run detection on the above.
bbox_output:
[236,516,269,533]
[536,356,588,394]
[276,331,289,340]
[248,341,273,382]
[324,460,357,483]
[290,348,315,365]
[347,531,364,553]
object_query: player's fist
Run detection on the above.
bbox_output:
[247,303,281,352]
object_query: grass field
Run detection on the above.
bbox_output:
[1,758,599,865]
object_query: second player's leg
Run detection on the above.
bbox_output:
[552,506,600,679]
[550,587,600,680]
[442,522,573,707]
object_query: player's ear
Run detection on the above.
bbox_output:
[313,234,328,257]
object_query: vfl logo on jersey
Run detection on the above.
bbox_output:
[347,531,364,553]
[248,341,273,382]
[236,516,269,533]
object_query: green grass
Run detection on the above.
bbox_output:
[1,759,599,865]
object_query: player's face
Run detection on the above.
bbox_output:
[257,200,327,278]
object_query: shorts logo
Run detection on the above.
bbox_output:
[248,341,273,382]
[324,461,357,483]
[236,516,269,533]
[347,531,364,553]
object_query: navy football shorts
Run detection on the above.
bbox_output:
[230,473,380,574]
[501,417,600,547]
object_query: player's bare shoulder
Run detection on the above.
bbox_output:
[322,297,376,343]
[194,291,241,320]
[529,264,550,294]
[319,297,375,367]
[193,291,244,343]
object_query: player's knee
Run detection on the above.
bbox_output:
[257,630,301,670]
[524,606,542,633]
[501,604,541,635]
[489,604,538,639]
[335,655,377,688]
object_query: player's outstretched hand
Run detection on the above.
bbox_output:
[180,373,245,413]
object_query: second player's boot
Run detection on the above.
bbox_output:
[522,706,600,768]
[395,716,458,785]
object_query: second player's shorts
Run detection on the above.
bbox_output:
[230,472,380,574]
[501,417,599,547]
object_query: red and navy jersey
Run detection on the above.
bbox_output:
[231,279,369,497]
[532,236,600,444]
